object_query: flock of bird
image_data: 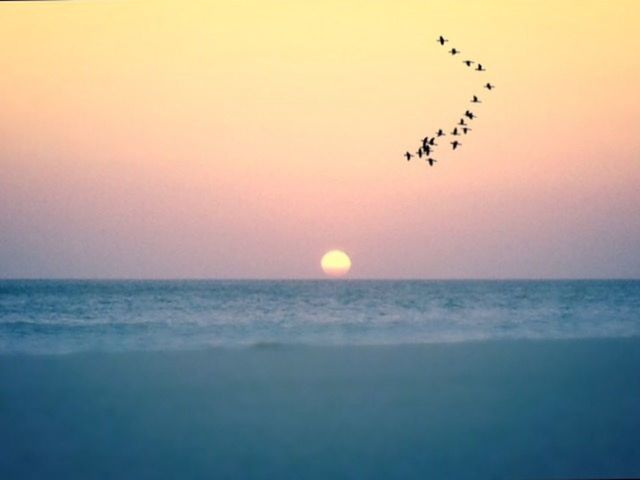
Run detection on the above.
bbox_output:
[404,35,495,167]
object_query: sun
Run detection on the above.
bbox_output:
[321,250,352,278]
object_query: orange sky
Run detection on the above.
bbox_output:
[1,0,639,278]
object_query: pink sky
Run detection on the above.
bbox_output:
[1,1,639,278]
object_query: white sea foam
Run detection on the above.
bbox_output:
[1,280,639,353]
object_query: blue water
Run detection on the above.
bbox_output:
[1,280,639,353]
[2,280,640,478]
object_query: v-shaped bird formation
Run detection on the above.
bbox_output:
[404,35,495,168]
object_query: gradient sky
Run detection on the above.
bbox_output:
[1,0,639,278]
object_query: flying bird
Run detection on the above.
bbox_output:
[401,35,495,171]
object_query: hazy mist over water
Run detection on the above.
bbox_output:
[2,279,639,354]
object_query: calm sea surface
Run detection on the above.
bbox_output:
[2,280,640,478]
[1,280,639,354]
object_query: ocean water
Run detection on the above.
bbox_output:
[1,279,639,353]
[2,280,640,478]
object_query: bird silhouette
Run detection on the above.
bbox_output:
[402,36,495,171]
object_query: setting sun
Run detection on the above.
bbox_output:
[321,250,352,278]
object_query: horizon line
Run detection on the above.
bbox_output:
[1,277,639,282]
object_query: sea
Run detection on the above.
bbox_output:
[1,280,639,479]
[1,279,639,354]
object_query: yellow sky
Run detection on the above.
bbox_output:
[1,0,639,278]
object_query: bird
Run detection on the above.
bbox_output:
[401,36,495,171]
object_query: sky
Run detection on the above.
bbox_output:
[1,0,639,279]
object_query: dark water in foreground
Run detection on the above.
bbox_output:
[1,281,639,478]
[2,339,639,479]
